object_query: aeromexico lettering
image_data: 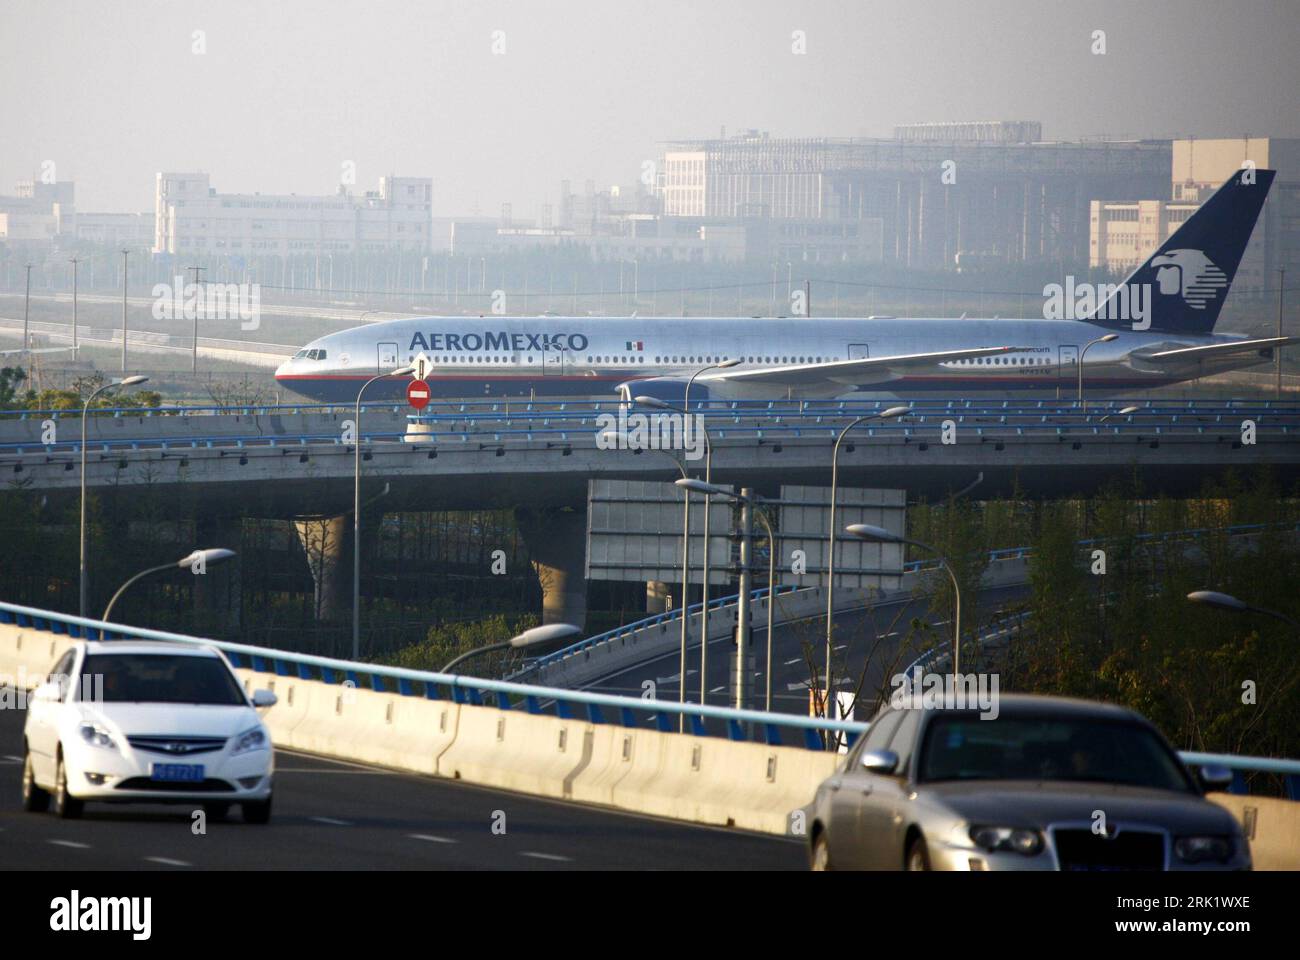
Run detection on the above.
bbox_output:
[408,331,590,353]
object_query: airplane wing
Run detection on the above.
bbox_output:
[1137,337,1294,363]
[697,345,1031,387]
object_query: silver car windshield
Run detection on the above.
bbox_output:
[80,653,247,706]
[918,714,1193,793]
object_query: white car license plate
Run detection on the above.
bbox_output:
[150,763,205,783]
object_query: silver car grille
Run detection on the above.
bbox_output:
[126,735,228,756]
[1048,822,1169,871]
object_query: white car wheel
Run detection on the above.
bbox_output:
[21,749,50,813]
[53,753,84,820]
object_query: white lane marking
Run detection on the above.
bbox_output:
[409,833,458,844]
[3,754,24,762]
[520,851,572,862]
[48,840,90,849]
[310,816,352,826]
[145,857,190,867]
[709,685,725,694]
[783,657,802,665]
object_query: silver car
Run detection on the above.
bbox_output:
[806,694,1250,871]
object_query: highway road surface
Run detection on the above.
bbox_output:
[580,585,1029,713]
[0,695,802,871]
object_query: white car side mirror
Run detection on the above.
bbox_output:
[251,689,278,708]
[30,680,61,703]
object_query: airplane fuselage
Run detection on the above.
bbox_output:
[274,315,1269,403]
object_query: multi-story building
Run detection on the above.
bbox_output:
[1090,138,1300,295]
[153,172,433,256]
[658,126,1171,268]
[0,177,75,250]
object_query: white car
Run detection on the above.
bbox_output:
[21,640,276,822]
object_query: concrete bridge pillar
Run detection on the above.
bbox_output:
[646,580,673,614]
[516,506,588,630]
[193,516,243,636]
[294,514,352,622]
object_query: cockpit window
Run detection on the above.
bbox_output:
[294,348,327,361]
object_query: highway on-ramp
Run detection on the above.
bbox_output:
[0,695,803,871]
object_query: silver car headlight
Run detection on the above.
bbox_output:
[1174,835,1234,864]
[969,825,1044,856]
[231,726,269,756]
[78,722,119,751]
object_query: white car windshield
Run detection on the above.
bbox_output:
[80,653,247,706]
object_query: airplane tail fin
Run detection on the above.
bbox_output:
[1089,168,1274,334]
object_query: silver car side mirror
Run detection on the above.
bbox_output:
[252,689,278,708]
[860,749,899,774]
[1198,764,1233,792]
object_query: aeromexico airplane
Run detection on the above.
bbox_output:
[275,170,1289,404]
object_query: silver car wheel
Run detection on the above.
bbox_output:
[906,837,931,871]
[811,833,832,871]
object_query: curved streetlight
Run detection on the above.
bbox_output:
[353,365,416,659]
[637,376,742,715]
[1098,404,1141,424]
[102,548,236,623]
[1187,590,1299,631]
[1079,334,1119,411]
[823,406,911,715]
[80,375,150,616]
[442,622,583,674]
[845,523,963,678]
[676,478,779,710]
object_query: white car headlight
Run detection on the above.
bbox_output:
[231,726,269,755]
[78,722,119,751]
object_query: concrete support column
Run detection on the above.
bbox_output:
[516,506,588,629]
[646,580,672,614]
[294,514,352,622]
[193,516,244,636]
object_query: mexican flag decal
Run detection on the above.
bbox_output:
[625,340,644,351]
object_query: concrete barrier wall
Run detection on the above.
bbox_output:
[4,623,1296,860]
[1210,794,1300,870]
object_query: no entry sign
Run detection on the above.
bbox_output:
[406,379,431,410]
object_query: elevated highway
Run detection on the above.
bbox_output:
[2,399,1296,517]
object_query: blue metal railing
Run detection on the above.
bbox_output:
[2,600,1297,791]
[6,396,1298,422]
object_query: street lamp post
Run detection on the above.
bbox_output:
[80,376,149,617]
[102,549,236,623]
[353,365,415,660]
[1078,334,1119,411]
[823,406,910,716]
[599,427,691,726]
[845,524,963,677]
[676,479,779,710]
[442,622,582,674]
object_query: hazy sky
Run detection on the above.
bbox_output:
[2,0,1297,217]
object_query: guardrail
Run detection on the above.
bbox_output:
[3,413,1296,456]
[2,600,1297,796]
[5,396,1299,422]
